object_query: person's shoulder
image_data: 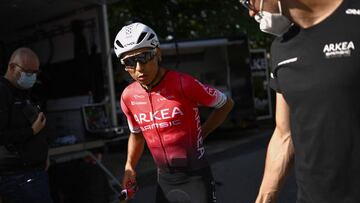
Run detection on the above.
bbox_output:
[0,77,11,93]
[0,77,13,102]
[271,25,302,56]
[270,38,283,59]
[270,38,280,51]
[164,69,183,78]
[121,81,140,98]
[169,70,194,81]
[0,76,8,85]
[271,34,287,52]
[161,70,195,84]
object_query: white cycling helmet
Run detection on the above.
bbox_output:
[114,22,160,58]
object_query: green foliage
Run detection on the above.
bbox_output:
[108,0,273,50]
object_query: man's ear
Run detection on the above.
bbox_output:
[156,47,162,62]
[8,63,16,72]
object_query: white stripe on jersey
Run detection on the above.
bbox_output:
[213,90,227,109]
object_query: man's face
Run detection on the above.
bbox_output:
[9,58,39,89]
[121,47,160,86]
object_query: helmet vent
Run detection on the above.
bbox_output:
[147,33,155,40]
[116,40,124,48]
[137,32,147,44]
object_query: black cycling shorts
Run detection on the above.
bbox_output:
[155,167,216,203]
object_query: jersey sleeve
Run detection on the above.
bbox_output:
[269,71,282,93]
[269,42,283,93]
[180,73,227,108]
[120,94,141,133]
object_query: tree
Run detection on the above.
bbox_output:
[108,0,273,50]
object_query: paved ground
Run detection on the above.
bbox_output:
[101,124,298,203]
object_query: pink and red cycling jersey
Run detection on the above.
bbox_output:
[121,70,227,171]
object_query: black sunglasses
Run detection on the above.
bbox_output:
[121,49,156,68]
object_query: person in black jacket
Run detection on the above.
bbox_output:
[239,0,360,203]
[0,47,52,203]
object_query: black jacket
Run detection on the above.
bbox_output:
[0,77,48,174]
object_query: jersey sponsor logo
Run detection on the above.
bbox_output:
[194,108,205,159]
[346,8,360,15]
[134,107,184,124]
[195,80,217,96]
[131,101,147,106]
[141,120,182,133]
[323,41,355,58]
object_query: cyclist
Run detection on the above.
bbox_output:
[114,22,234,203]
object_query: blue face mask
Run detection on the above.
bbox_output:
[16,71,37,89]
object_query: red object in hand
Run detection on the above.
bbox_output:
[120,180,138,200]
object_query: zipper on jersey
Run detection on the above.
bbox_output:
[148,91,171,169]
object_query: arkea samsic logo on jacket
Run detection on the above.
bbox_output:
[323,41,355,58]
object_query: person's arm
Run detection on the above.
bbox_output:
[122,132,145,187]
[120,92,144,188]
[255,93,295,203]
[31,112,46,135]
[0,111,46,144]
[201,96,234,138]
[179,73,234,137]
[0,88,44,145]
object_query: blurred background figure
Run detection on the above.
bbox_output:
[0,47,52,203]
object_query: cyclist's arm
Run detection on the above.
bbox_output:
[179,74,234,137]
[120,94,144,187]
[201,96,234,138]
[123,132,145,187]
[255,93,294,203]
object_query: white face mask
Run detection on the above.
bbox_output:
[254,0,293,37]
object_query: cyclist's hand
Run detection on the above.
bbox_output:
[255,191,276,203]
[32,112,46,135]
[122,167,136,189]
[121,168,138,200]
